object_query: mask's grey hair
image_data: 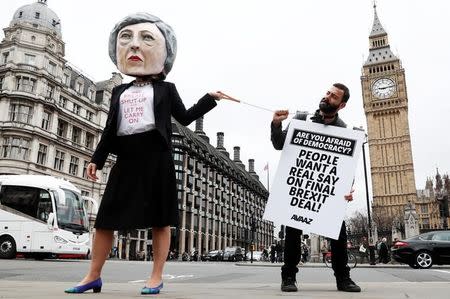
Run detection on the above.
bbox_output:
[109,12,177,79]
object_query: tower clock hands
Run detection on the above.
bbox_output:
[378,85,395,90]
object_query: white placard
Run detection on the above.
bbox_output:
[263,119,365,239]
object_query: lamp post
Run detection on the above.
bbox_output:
[250,216,256,263]
[361,136,376,265]
[354,126,376,265]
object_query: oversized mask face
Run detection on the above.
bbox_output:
[116,22,167,76]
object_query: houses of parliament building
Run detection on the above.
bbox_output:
[361,3,449,233]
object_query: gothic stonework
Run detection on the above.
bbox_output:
[361,4,417,221]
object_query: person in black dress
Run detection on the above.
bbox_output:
[65,13,224,295]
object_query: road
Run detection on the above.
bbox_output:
[1,259,449,298]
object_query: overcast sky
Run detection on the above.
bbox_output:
[2,0,450,220]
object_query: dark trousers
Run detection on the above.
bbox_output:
[281,222,350,282]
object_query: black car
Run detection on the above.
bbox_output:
[222,247,244,261]
[392,230,450,269]
[201,250,223,261]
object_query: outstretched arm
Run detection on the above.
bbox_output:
[170,83,218,126]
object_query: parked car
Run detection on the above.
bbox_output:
[246,250,263,261]
[392,230,450,269]
[201,250,223,261]
[222,247,243,261]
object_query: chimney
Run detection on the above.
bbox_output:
[195,116,204,134]
[216,132,229,157]
[195,116,209,143]
[248,159,255,173]
[217,132,224,149]
[233,146,241,162]
[232,146,245,170]
[248,158,259,180]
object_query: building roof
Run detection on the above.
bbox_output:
[172,119,268,197]
[369,3,386,38]
[10,0,61,38]
[364,3,399,66]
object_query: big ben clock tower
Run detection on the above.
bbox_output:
[361,3,417,221]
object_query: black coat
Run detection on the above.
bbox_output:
[91,81,217,169]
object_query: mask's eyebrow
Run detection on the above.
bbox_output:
[118,29,132,37]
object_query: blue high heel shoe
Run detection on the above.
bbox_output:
[141,281,163,295]
[64,278,102,293]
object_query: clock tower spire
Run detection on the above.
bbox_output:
[361,3,417,224]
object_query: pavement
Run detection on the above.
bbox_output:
[1,280,450,299]
[1,260,450,298]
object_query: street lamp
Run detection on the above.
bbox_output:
[355,127,376,265]
[250,216,256,263]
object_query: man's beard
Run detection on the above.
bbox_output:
[319,98,340,114]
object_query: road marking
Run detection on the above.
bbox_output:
[129,274,195,283]
[432,270,450,275]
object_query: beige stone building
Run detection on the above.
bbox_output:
[361,4,418,222]
[416,170,450,231]
[0,0,120,206]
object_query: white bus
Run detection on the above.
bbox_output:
[0,175,90,259]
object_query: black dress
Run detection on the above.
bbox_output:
[94,130,178,229]
[91,81,217,230]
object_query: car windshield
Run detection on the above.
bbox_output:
[54,189,88,232]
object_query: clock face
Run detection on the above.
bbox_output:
[372,78,396,99]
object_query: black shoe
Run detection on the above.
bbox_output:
[281,277,298,292]
[336,278,361,292]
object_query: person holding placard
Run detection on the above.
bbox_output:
[270,83,361,293]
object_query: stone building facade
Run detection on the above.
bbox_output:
[0,0,120,205]
[416,170,450,231]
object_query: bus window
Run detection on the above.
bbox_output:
[0,186,40,219]
[36,190,52,222]
[54,189,88,232]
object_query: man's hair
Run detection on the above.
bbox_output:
[333,83,350,103]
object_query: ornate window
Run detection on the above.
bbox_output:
[47,61,57,75]
[71,126,81,145]
[85,132,94,149]
[59,96,68,108]
[41,110,51,130]
[36,144,48,165]
[2,136,30,160]
[57,119,68,137]
[46,84,55,99]
[16,76,36,93]
[54,150,65,171]
[9,103,33,124]
[69,156,79,176]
